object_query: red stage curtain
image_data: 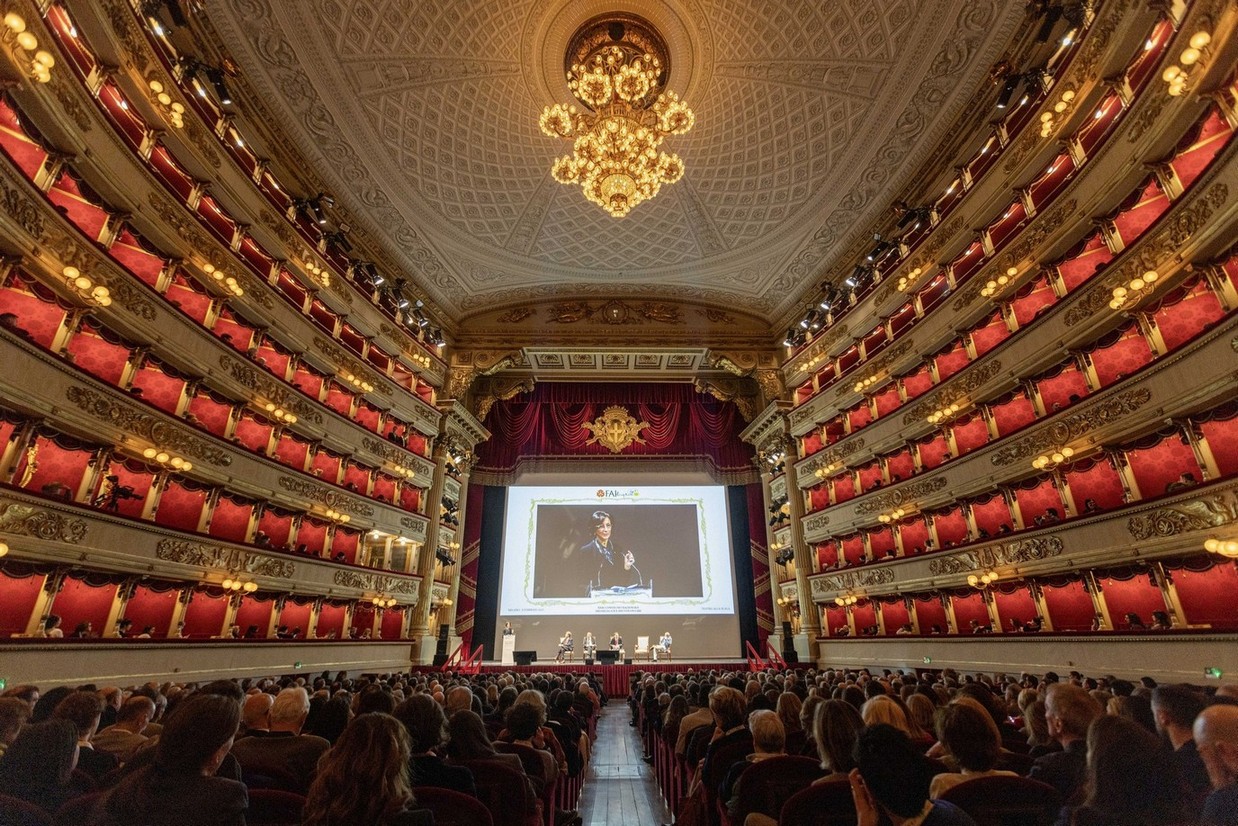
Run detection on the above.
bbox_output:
[1040,577,1094,631]
[52,575,118,637]
[183,590,228,638]
[0,569,44,636]
[123,584,178,637]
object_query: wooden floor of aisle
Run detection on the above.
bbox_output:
[578,700,673,825]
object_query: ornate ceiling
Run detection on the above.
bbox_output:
[206,0,1024,325]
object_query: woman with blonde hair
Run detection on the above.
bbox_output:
[860,694,912,736]
[302,713,432,826]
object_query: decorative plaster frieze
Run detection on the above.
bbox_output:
[927,536,1064,575]
[155,538,296,578]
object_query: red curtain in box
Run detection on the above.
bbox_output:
[989,391,1037,438]
[1096,568,1166,627]
[831,473,856,504]
[1010,278,1058,327]
[309,451,342,485]
[836,347,859,375]
[355,402,381,432]
[1197,404,1238,477]
[325,383,354,416]
[971,312,1011,357]
[20,434,93,498]
[987,200,1027,248]
[801,431,823,457]
[808,485,829,512]
[951,241,986,283]
[1126,18,1174,91]
[992,584,1037,632]
[390,364,415,393]
[1063,456,1126,512]
[291,365,325,399]
[342,461,372,494]
[123,584,178,637]
[851,601,876,633]
[867,526,896,560]
[970,493,1014,536]
[919,273,951,312]
[256,507,296,548]
[276,270,307,306]
[109,226,167,291]
[931,506,969,548]
[1040,577,1094,630]
[1168,559,1238,629]
[824,606,848,635]
[415,381,435,406]
[66,323,132,386]
[149,144,195,200]
[0,95,51,179]
[196,195,237,245]
[847,404,872,432]
[1076,94,1123,156]
[1055,232,1113,293]
[273,432,310,471]
[98,460,155,520]
[399,485,421,513]
[901,366,934,400]
[1087,324,1153,387]
[235,596,273,637]
[1013,476,1064,526]
[316,602,347,638]
[187,391,233,438]
[381,607,406,640]
[0,277,68,348]
[372,473,397,505]
[182,590,228,638]
[213,307,256,353]
[884,448,914,484]
[339,324,366,356]
[296,517,329,555]
[913,595,947,633]
[1150,277,1226,353]
[841,534,865,566]
[1035,361,1091,413]
[165,273,213,325]
[47,168,110,241]
[153,478,207,532]
[950,591,991,631]
[794,381,814,405]
[351,604,376,636]
[280,599,312,636]
[897,517,930,556]
[934,343,970,382]
[1027,153,1075,206]
[234,412,273,453]
[367,347,390,373]
[816,541,839,569]
[0,569,44,636]
[951,413,989,456]
[880,599,910,635]
[889,303,916,337]
[873,385,901,418]
[52,575,118,637]
[129,363,185,415]
[1112,179,1169,246]
[822,419,846,446]
[1171,108,1233,190]
[237,236,272,275]
[209,493,255,543]
[331,528,359,562]
[856,460,882,492]
[918,433,951,470]
[254,343,291,379]
[1123,430,1203,499]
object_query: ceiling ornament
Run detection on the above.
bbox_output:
[582,406,650,453]
[539,14,694,218]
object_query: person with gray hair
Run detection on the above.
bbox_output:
[444,684,473,717]
[230,686,328,790]
[238,691,273,738]
[1194,704,1238,825]
[93,695,156,763]
[722,709,786,818]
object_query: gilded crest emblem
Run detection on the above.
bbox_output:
[582,406,650,453]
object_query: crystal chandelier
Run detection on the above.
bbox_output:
[539,15,694,218]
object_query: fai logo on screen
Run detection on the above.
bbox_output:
[596,489,639,498]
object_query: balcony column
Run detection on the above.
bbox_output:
[760,467,786,637]
[410,437,448,664]
[445,463,473,640]
[784,434,821,654]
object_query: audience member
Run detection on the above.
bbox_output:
[93,694,156,762]
[0,697,31,758]
[723,709,786,819]
[929,698,1017,797]
[237,691,273,738]
[0,718,83,813]
[851,724,976,826]
[1152,683,1212,811]
[52,690,118,779]
[393,693,477,796]
[230,686,329,790]
[1194,704,1238,826]
[1029,683,1102,800]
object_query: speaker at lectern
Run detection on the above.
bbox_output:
[501,633,516,666]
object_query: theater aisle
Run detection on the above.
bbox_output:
[577,702,673,825]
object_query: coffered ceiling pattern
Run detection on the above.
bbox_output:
[209,0,1022,322]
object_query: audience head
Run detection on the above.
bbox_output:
[155,693,241,775]
[0,697,31,747]
[1106,693,1156,734]
[52,691,105,742]
[748,709,785,755]
[1151,684,1206,737]
[303,713,414,826]
[936,698,1001,772]
[0,719,78,786]
[444,685,473,717]
[708,686,747,731]
[1080,714,1186,824]
[1194,704,1238,791]
[853,724,933,819]
[270,686,311,732]
[355,684,396,716]
[31,686,72,723]
[506,702,543,741]
[905,693,936,735]
[1044,682,1102,742]
[860,694,911,736]
[241,691,274,731]
[445,710,496,760]
[814,699,864,774]
[775,692,802,731]
[393,694,448,753]
[0,685,39,710]
[116,695,156,731]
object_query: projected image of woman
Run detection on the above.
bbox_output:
[582,510,642,592]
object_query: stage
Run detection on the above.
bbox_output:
[471,659,753,696]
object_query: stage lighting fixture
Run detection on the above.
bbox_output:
[207,69,233,105]
[783,328,796,346]
[1034,5,1062,43]
[996,74,1020,109]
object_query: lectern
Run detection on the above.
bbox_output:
[501,633,516,666]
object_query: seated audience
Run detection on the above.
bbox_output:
[393,693,477,796]
[238,691,273,738]
[850,724,976,826]
[929,698,1017,797]
[1194,704,1238,826]
[1030,683,1102,801]
[230,686,329,790]
[723,709,786,817]
[0,697,31,758]
[1152,684,1212,812]
[302,712,433,826]
[0,718,83,813]
[52,690,118,779]
[93,694,156,762]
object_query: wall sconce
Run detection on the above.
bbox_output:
[967,569,998,588]
[982,266,1019,299]
[1108,270,1159,311]
[221,577,258,593]
[148,79,185,128]
[853,373,883,394]
[926,402,963,424]
[390,464,415,480]
[878,507,908,524]
[0,539,8,557]
[63,267,112,307]
[370,595,397,608]
[1204,537,1238,559]
[834,592,861,607]
[1163,31,1212,96]
[3,13,54,84]
[323,508,351,524]
[301,254,330,289]
[897,266,924,293]
[814,460,842,480]
[202,264,244,297]
[142,447,192,472]
[261,402,297,425]
[1038,88,1076,138]
[775,594,797,608]
[339,371,374,393]
[1031,447,1075,470]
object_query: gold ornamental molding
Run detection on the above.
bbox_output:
[901,361,1003,425]
[154,538,295,578]
[332,569,417,595]
[1128,491,1238,541]
[276,477,375,517]
[805,513,830,532]
[0,500,88,543]
[65,386,234,467]
[218,355,323,425]
[927,536,1064,576]
[988,388,1153,467]
[853,477,948,515]
[812,567,895,597]
[582,406,650,453]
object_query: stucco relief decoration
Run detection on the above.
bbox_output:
[332,569,417,594]
[813,567,895,596]
[218,355,322,424]
[854,477,948,515]
[66,387,234,467]
[805,513,830,532]
[276,477,375,517]
[1127,492,1238,540]
[155,538,296,578]
[0,501,87,543]
[989,388,1152,466]
[496,307,536,324]
[902,361,1003,424]
[928,536,1064,575]
[582,406,650,453]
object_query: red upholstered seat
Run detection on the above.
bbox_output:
[458,759,539,826]
[53,791,103,826]
[0,793,54,826]
[726,755,823,826]
[937,775,1062,826]
[413,786,494,826]
[245,789,306,826]
[777,778,856,826]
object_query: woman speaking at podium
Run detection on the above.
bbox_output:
[582,511,642,592]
